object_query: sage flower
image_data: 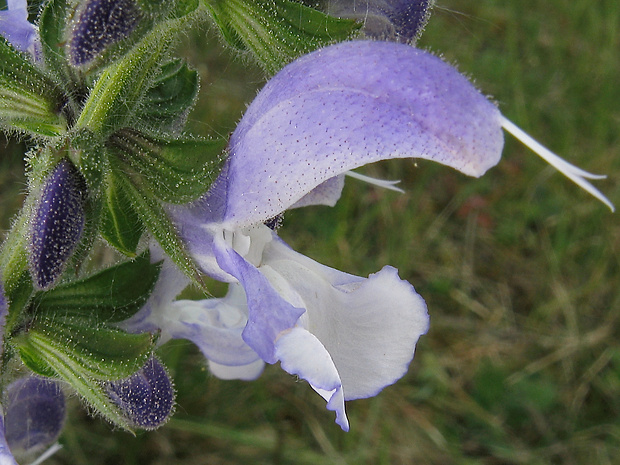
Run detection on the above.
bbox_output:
[132,40,612,431]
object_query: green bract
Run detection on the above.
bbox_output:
[204,0,361,74]
[108,128,227,204]
[75,8,202,135]
[13,252,161,430]
[139,59,200,131]
[100,169,145,257]
[0,37,67,136]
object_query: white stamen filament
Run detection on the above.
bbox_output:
[346,171,405,193]
[29,443,63,465]
[500,116,614,212]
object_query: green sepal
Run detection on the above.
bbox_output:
[68,129,108,194]
[3,270,34,335]
[137,0,199,20]
[33,251,160,323]
[205,0,361,74]
[11,253,161,430]
[0,37,67,136]
[17,315,155,380]
[109,166,204,288]
[38,0,88,122]
[0,208,30,301]
[108,128,225,203]
[136,0,172,15]
[38,0,69,81]
[75,1,202,136]
[101,170,145,256]
[172,0,201,18]
[15,336,57,378]
[14,328,148,431]
[138,59,200,130]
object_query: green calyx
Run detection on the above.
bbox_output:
[204,0,361,74]
[0,37,68,137]
[11,252,162,430]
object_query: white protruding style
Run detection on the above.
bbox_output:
[500,116,614,212]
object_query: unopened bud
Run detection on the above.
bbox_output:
[328,0,433,43]
[3,377,66,456]
[68,0,141,67]
[29,158,86,290]
[105,357,175,430]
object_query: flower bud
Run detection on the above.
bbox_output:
[68,0,141,67]
[3,377,66,456]
[29,158,86,290]
[328,0,433,42]
[105,357,175,430]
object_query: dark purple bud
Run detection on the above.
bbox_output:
[3,377,66,456]
[328,0,433,42]
[68,0,141,67]
[29,158,86,290]
[106,357,175,430]
[385,0,432,41]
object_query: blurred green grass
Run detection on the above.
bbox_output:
[2,0,620,463]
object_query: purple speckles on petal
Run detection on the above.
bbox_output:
[3,377,66,456]
[68,0,141,67]
[105,358,175,430]
[29,158,86,290]
[221,40,503,228]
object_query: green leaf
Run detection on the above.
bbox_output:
[108,128,225,203]
[101,170,145,256]
[34,252,160,323]
[0,37,67,136]
[205,0,361,74]
[110,166,204,287]
[75,1,202,136]
[139,59,200,130]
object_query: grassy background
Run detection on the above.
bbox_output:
[2,0,620,463]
